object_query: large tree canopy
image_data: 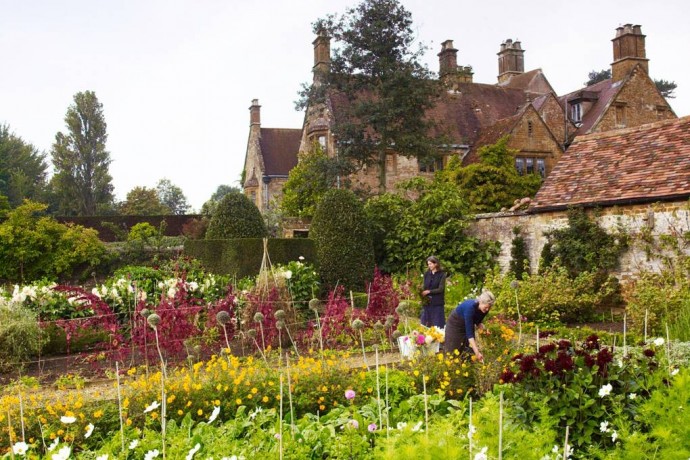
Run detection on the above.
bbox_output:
[0,124,48,208]
[298,0,443,190]
[120,186,171,215]
[50,91,114,215]
[156,178,190,214]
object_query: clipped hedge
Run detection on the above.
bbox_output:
[184,238,316,278]
[206,192,267,239]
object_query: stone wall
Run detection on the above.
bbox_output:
[467,200,690,280]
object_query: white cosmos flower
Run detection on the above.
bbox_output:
[412,421,423,432]
[52,445,71,460]
[12,441,29,455]
[611,430,618,442]
[654,337,665,347]
[672,368,679,376]
[144,401,161,413]
[60,415,77,424]
[474,446,488,460]
[396,422,407,430]
[96,455,109,460]
[129,439,139,449]
[600,420,609,433]
[298,256,305,261]
[144,449,160,460]
[48,437,60,452]
[598,383,613,397]
[629,393,637,400]
[185,443,201,460]
[208,405,220,423]
[283,270,292,280]
[85,423,95,438]
[468,423,476,439]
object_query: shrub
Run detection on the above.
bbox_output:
[205,192,267,239]
[509,226,529,279]
[0,304,42,372]
[311,189,374,291]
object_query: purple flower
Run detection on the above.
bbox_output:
[345,389,356,400]
[368,423,377,432]
[349,420,359,429]
[274,433,281,440]
[415,334,426,346]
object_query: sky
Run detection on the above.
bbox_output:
[2,0,690,211]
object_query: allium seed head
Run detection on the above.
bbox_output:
[276,320,285,330]
[216,311,231,325]
[147,313,161,327]
[275,309,286,320]
[309,298,321,312]
[352,319,365,330]
[254,312,265,323]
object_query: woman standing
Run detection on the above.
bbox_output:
[420,256,446,328]
[444,290,495,363]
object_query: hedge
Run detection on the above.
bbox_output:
[184,238,316,279]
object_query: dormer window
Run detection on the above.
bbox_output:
[571,103,582,123]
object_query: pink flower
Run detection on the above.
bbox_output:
[416,334,426,346]
[274,433,281,440]
[368,423,377,432]
[349,419,359,429]
[345,389,356,400]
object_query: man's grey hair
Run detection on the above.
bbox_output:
[478,290,496,306]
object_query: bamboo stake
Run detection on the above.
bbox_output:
[563,426,570,460]
[644,309,648,343]
[7,409,15,460]
[666,322,672,376]
[385,364,390,439]
[279,373,284,460]
[18,391,25,442]
[116,362,125,453]
[468,397,473,460]
[375,347,383,432]
[422,373,429,439]
[499,392,504,460]
[623,313,627,358]
[536,326,539,352]
[285,354,295,434]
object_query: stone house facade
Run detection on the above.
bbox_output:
[243,24,675,212]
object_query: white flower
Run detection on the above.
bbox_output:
[52,445,71,460]
[144,401,161,413]
[598,383,613,397]
[60,415,77,424]
[611,430,618,442]
[551,445,559,454]
[412,421,424,432]
[187,281,199,292]
[186,443,201,460]
[654,337,665,347]
[167,287,177,298]
[12,441,29,455]
[208,405,220,423]
[96,455,109,460]
[468,423,476,439]
[249,406,262,420]
[85,423,95,438]
[298,256,305,261]
[474,446,488,460]
[144,449,160,460]
[672,368,679,376]
[91,287,102,298]
[129,439,139,449]
[283,270,292,280]
[396,422,407,430]
[600,420,610,433]
[48,437,60,452]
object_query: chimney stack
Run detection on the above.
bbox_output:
[250,99,261,126]
[497,38,525,84]
[611,24,648,82]
[312,28,331,80]
[438,40,473,86]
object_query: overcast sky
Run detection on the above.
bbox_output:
[2,0,689,211]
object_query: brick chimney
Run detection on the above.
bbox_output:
[611,24,648,82]
[249,99,261,126]
[312,28,331,80]
[438,40,473,86]
[497,39,524,84]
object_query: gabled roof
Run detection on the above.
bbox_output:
[559,78,621,136]
[497,69,555,95]
[463,110,523,164]
[530,116,690,212]
[259,128,302,176]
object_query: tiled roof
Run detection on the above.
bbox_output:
[327,82,528,147]
[558,78,620,135]
[259,128,302,176]
[497,69,554,95]
[463,110,523,164]
[530,116,690,211]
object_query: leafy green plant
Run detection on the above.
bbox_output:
[0,304,42,372]
[55,372,87,390]
[206,192,267,239]
[509,226,529,279]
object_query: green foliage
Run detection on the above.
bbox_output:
[184,238,316,279]
[654,78,677,99]
[364,193,407,271]
[484,265,620,325]
[205,192,267,239]
[0,304,42,372]
[50,90,115,215]
[299,0,442,189]
[0,200,106,282]
[200,184,241,216]
[311,188,374,291]
[440,136,542,213]
[541,207,627,279]
[120,186,171,215]
[0,124,48,207]
[127,222,160,242]
[368,177,499,281]
[585,68,611,86]
[509,226,529,279]
[275,260,320,318]
[281,147,344,218]
[156,178,190,214]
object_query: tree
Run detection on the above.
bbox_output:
[201,184,241,216]
[585,68,677,98]
[281,147,345,218]
[156,178,190,214]
[50,91,114,215]
[298,0,442,190]
[0,124,49,207]
[440,136,542,213]
[0,200,105,282]
[120,186,171,215]
[206,192,267,239]
[310,188,374,290]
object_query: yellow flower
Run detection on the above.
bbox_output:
[235,398,242,405]
[197,409,203,416]
[126,419,132,426]
[178,410,184,416]
[262,396,269,403]
[214,399,221,405]
[319,404,326,411]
